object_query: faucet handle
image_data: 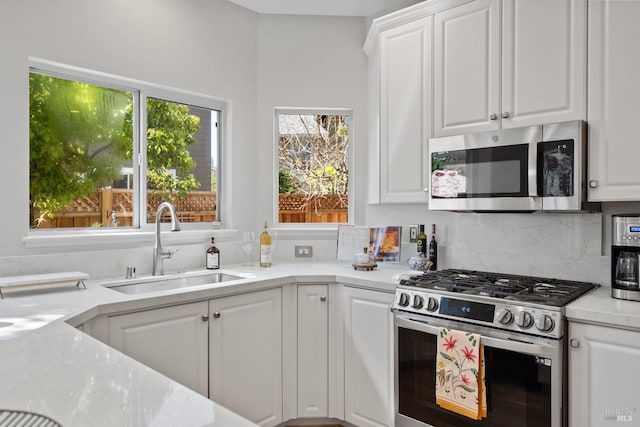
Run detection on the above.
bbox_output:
[162,248,180,259]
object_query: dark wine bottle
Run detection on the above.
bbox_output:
[428,224,438,270]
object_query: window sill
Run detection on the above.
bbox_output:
[23,228,236,250]
[23,226,340,251]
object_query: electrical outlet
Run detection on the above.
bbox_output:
[409,225,418,243]
[295,245,313,257]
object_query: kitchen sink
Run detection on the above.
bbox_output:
[104,272,243,295]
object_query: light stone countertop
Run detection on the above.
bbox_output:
[0,261,409,427]
[3,259,633,426]
[566,285,640,331]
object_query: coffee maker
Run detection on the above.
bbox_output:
[612,214,640,301]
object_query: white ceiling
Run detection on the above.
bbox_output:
[226,0,422,17]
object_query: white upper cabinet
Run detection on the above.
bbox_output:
[502,0,586,129]
[587,0,640,201]
[434,0,586,136]
[434,0,500,135]
[379,17,433,203]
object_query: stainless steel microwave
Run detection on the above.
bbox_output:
[427,120,591,212]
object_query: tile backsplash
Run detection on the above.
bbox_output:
[0,210,613,286]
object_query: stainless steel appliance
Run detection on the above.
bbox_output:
[427,120,592,212]
[393,269,598,427]
[612,214,640,301]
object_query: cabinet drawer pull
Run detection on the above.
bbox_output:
[501,111,510,119]
[589,180,598,188]
[202,314,209,322]
[489,113,498,120]
[213,312,221,319]
[320,296,327,302]
[570,338,580,348]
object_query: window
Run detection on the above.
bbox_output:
[276,109,351,225]
[29,64,222,230]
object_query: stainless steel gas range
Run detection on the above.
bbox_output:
[392,269,598,427]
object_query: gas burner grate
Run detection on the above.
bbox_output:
[399,269,598,307]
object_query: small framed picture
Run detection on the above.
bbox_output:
[369,226,402,263]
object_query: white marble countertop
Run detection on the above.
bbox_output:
[566,285,640,331]
[0,261,409,427]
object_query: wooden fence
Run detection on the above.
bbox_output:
[34,190,348,228]
[278,193,348,223]
[33,188,217,228]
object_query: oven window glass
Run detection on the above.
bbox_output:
[398,327,551,427]
[431,144,529,199]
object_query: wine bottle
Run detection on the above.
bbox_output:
[260,221,272,267]
[206,237,220,270]
[417,224,427,255]
[428,224,438,271]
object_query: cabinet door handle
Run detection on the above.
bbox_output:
[213,312,221,319]
[570,338,580,348]
[320,296,327,302]
[589,180,598,188]
[501,112,510,119]
[489,113,498,120]
[202,314,209,322]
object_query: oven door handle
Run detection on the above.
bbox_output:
[394,314,556,355]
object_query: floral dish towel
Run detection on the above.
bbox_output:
[436,328,487,420]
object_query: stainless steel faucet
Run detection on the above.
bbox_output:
[153,202,181,276]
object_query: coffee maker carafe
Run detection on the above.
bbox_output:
[612,214,640,301]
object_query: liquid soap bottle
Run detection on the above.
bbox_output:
[206,237,220,270]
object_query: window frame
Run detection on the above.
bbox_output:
[273,107,354,229]
[25,58,228,245]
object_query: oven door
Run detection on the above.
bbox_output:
[395,313,564,427]
[427,125,541,211]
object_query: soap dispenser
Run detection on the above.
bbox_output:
[206,237,220,270]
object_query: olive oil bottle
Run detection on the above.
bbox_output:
[260,221,272,267]
[417,225,427,255]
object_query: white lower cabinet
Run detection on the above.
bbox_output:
[343,286,395,427]
[107,301,209,396]
[297,284,329,418]
[101,283,394,427]
[569,322,640,426]
[209,288,282,427]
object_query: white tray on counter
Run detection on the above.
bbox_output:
[0,271,89,298]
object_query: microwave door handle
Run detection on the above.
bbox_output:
[394,313,552,355]
[529,142,538,197]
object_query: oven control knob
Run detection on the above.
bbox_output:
[412,295,424,309]
[515,311,533,329]
[426,297,439,312]
[535,314,555,332]
[496,308,514,325]
[398,293,410,307]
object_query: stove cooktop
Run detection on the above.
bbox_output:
[394,270,599,339]
[399,269,598,307]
